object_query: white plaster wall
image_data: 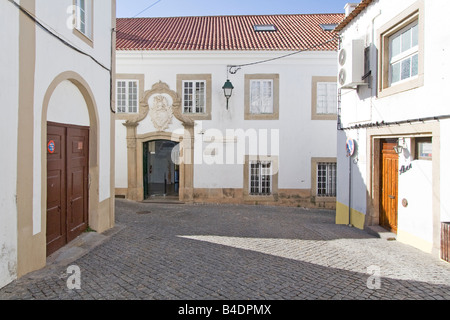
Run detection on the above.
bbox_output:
[337,0,450,248]
[33,0,113,215]
[339,0,450,128]
[398,140,433,244]
[35,0,112,70]
[0,0,19,289]
[116,51,338,190]
[47,80,90,126]
[23,0,112,238]
[440,120,450,222]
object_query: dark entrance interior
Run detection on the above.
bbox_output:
[143,140,179,199]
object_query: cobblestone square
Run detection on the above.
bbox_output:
[1,199,450,300]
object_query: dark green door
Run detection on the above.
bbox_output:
[143,142,149,199]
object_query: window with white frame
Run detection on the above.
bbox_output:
[183,80,206,114]
[316,82,337,115]
[389,21,419,85]
[317,162,337,197]
[116,80,138,113]
[250,80,274,114]
[76,0,92,39]
[249,161,272,196]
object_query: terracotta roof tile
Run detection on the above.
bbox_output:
[116,14,345,51]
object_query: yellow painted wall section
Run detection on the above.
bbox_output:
[336,202,365,230]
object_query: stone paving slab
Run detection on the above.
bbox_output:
[1,199,450,300]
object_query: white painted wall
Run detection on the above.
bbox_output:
[0,0,114,289]
[116,51,338,191]
[47,80,90,126]
[337,0,450,252]
[0,0,19,289]
[34,0,113,210]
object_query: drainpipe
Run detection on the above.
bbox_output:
[349,155,352,226]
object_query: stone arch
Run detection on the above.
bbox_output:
[41,71,101,240]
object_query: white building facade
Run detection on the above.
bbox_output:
[115,14,343,208]
[0,0,116,288]
[335,0,450,257]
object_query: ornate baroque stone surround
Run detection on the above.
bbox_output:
[122,81,195,202]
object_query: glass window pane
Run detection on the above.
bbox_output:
[401,28,412,53]
[411,54,419,77]
[250,81,262,114]
[412,24,419,47]
[391,34,401,58]
[391,62,401,84]
[401,58,411,80]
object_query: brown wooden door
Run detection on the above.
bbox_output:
[66,127,89,242]
[380,140,399,233]
[47,123,89,256]
[47,125,67,256]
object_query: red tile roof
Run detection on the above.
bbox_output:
[116,14,345,51]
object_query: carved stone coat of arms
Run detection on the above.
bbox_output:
[149,95,173,132]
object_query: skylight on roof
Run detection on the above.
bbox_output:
[320,24,338,32]
[253,24,277,32]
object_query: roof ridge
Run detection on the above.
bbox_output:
[117,13,345,20]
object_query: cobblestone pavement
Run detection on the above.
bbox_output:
[1,199,450,300]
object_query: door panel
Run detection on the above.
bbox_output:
[67,128,89,242]
[46,126,67,256]
[380,141,399,233]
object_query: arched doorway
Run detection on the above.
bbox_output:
[42,71,100,256]
[143,140,180,199]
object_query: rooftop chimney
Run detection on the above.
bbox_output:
[345,3,359,17]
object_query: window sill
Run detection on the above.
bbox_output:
[312,114,338,121]
[182,113,211,121]
[73,28,93,48]
[245,113,279,121]
[378,74,424,99]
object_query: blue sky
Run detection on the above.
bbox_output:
[116,0,353,18]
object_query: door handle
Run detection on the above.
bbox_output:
[388,195,395,200]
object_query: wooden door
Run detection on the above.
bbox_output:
[47,123,89,256]
[47,125,67,256]
[380,140,399,233]
[66,127,89,242]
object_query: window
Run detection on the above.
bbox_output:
[244,74,279,120]
[389,22,419,85]
[317,162,337,197]
[116,80,138,113]
[316,82,337,115]
[254,25,277,32]
[250,80,273,114]
[320,24,338,32]
[177,74,212,120]
[75,0,92,40]
[311,76,337,120]
[183,80,206,114]
[377,1,423,97]
[244,155,278,200]
[249,161,272,196]
[415,137,432,160]
[311,158,337,200]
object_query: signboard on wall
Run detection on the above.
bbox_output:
[346,138,356,157]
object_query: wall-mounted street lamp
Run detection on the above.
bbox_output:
[222,79,234,110]
[394,138,405,155]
